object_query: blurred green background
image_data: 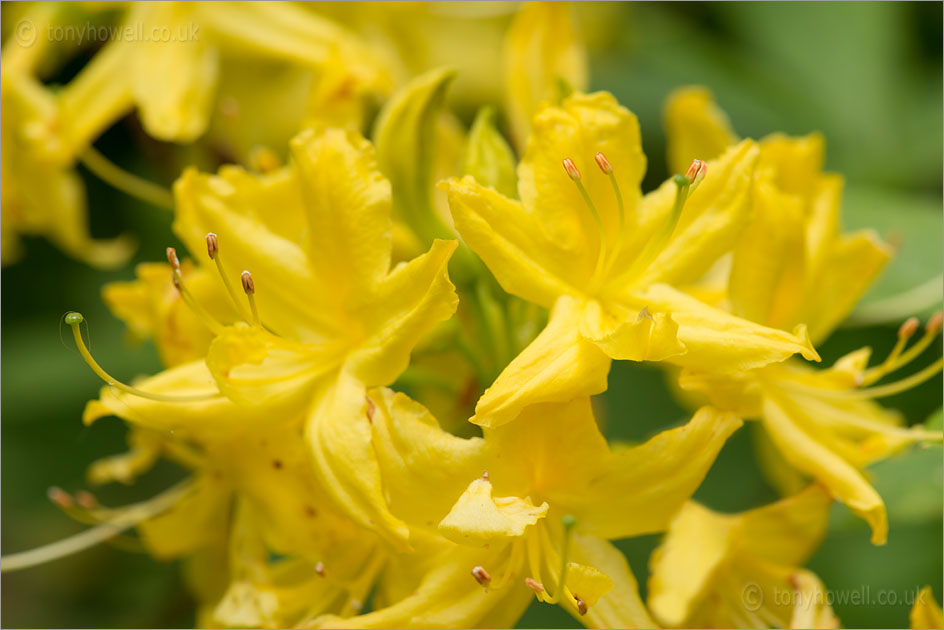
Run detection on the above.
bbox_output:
[2,2,941,628]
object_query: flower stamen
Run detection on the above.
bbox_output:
[167,247,223,335]
[595,152,625,228]
[544,514,577,605]
[1,480,193,572]
[241,270,261,327]
[472,565,491,588]
[205,233,254,324]
[65,312,221,403]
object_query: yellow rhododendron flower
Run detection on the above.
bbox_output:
[79,126,459,550]
[0,72,134,267]
[648,485,839,629]
[665,86,944,544]
[356,387,741,627]
[444,90,819,428]
[55,1,389,149]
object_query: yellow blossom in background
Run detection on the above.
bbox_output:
[665,87,943,544]
[648,485,838,629]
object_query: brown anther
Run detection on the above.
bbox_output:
[240,270,255,295]
[927,311,943,334]
[524,577,545,593]
[636,306,651,321]
[898,317,920,339]
[685,158,708,187]
[575,597,588,616]
[471,566,491,587]
[47,487,74,509]
[594,152,613,175]
[562,158,581,181]
[365,397,376,423]
[315,561,326,577]
[75,490,98,509]
[166,247,180,270]
[205,233,219,260]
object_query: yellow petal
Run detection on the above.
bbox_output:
[486,398,610,499]
[205,323,333,412]
[762,394,887,544]
[291,126,393,312]
[648,501,735,627]
[347,239,458,386]
[739,484,832,567]
[788,569,841,629]
[728,167,809,328]
[57,41,134,156]
[445,174,586,308]
[472,296,610,428]
[368,387,486,531]
[568,406,742,539]
[138,475,230,559]
[663,86,738,175]
[173,165,330,342]
[82,360,269,436]
[519,91,646,260]
[757,132,825,198]
[579,299,686,362]
[305,375,411,551]
[911,586,944,629]
[86,428,163,486]
[628,139,759,289]
[102,261,229,367]
[801,229,893,344]
[631,283,820,372]
[438,477,548,544]
[200,1,389,94]
[570,534,657,629]
[129,3,219,142]
[310,542,532,629]
[503,1,587,148]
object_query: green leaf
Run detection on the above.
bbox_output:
[462,107,517,199]
[843,184,943,325]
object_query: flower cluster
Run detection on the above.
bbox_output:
[2,3,941,629]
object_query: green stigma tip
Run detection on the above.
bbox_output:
[64,312,84,326]
[561,514,577,529]
[673,174,691,188]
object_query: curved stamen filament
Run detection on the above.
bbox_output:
[65,313,221,403]
[543,514,577,605]
[167,247,223,335]
[845,357,943,400]
[563,158,609,289]
[206,233,253,324]
[80,146,174,210]
[1,480,192,572]
[594,152,624,229]
[863,313,941,386]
